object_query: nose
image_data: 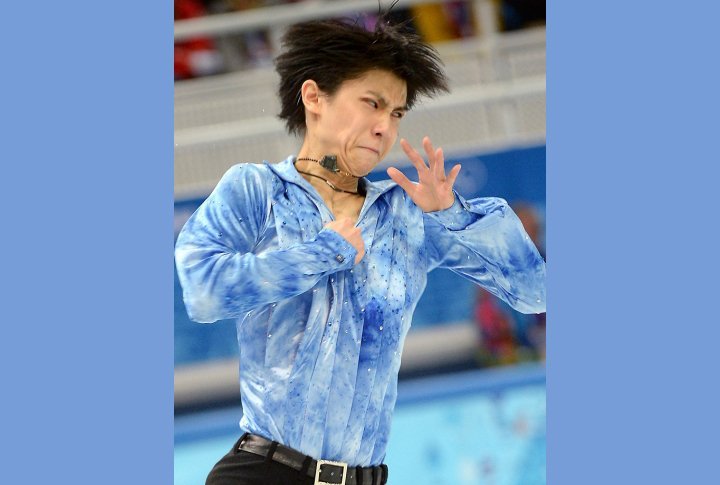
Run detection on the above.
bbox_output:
[372,115,392,138]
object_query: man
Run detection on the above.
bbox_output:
[175,12,546,485]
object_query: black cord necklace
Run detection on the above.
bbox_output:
[296,155,358,178]
[295,168,361,195]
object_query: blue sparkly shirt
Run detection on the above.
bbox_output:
[175,157,546,466]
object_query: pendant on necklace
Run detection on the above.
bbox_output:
[319,155,339,173]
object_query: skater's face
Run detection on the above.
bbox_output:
[302,69,408,176]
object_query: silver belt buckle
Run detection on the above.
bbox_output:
[314,459,348,485]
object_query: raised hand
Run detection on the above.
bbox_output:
[387,136,462,213]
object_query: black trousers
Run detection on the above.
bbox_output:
[205,436,388,485]
[206,436,311,485]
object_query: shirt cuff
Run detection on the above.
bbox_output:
[425,192,476,230]
[316,228,358,270]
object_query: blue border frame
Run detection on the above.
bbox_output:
[5,3,174,483]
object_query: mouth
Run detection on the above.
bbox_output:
[360,146,380,156]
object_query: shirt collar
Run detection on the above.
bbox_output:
[265,156,398,209]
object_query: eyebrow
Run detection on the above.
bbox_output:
[366,91,408,112]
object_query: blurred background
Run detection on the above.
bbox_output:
[174,0,546,483]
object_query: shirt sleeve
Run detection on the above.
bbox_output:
[423,192,546,314]
[174,163,357,323]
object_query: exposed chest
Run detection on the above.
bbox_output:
[326,195,365,225]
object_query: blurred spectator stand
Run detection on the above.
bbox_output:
[175,0,225,79]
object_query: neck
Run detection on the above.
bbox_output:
[295,154,360,195]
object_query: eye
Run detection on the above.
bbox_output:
[364,98,378,109]
[392,111,405,119]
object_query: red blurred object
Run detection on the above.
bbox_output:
[174,0,222,80]
[475,289,517,363]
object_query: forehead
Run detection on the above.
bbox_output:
[338,69,407,105]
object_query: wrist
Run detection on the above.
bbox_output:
[423,194,455,213]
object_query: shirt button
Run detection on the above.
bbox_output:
[335,254,345,263]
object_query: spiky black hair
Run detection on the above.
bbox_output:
[274,4,449,135]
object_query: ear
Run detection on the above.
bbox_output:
[301,79,324,115]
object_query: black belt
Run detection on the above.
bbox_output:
[237,433,388,485]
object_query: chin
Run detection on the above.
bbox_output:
[349,157,375,175]
[361,158,381,173]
